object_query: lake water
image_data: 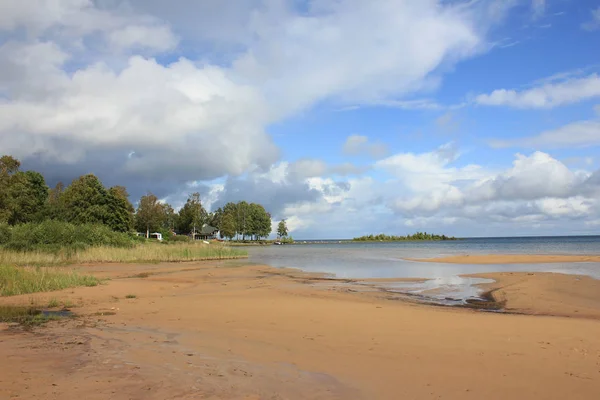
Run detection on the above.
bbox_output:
[247,236,600,304]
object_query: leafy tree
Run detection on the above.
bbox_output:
[7,171,48,224]
[177,192,208,238]
[135,193,166,238]
[277,219,288,239]
[208,207,223,230]
[105,186,134,232]
[219,212,236,240]
[235,201,250,240]
[0,155,21,223]
[60,174,110,225]
[163,203,178,232]
[43,182,66,220]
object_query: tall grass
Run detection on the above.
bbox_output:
[0,265,100,296]
[0,242,247,266]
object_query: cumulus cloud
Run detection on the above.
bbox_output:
[342,135,389,159]
[1,0,501,199]
[475,74,600,108]
[381,149,598,228]
[491,120,600,149]
[582,6,600,31]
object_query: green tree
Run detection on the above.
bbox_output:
[177,193,208,238]
[105,186,134,232]
[163,203,178,232]
[60,174,110,225]
[135,193,166,238]
[219,212,236,240]
[277,219,288,239]
[0,155,22,223]
[248,203,271,240]
[208,207,223,230]
[43,182,66,220]
[235,201,250,240]
[7,171,49,224]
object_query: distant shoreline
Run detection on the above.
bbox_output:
[408,254,600,264]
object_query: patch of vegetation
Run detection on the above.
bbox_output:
[1,220,135,253]
[0,305,63,326]
[125,294,137,299]
[47,297,60,308]
[0,265,99,296]
[353,232,457,241]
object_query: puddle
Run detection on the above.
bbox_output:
[374,276,495,305]
[42,309,74,318]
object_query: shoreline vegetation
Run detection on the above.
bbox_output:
[353,232,457,241]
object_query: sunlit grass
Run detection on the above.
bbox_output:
[0,265,100,296]
[0,242,248,267]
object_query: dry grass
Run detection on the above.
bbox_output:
[0,265,100,296]
[0,242,248,267]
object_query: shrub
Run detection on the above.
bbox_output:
[168,235,191,243]
[0,224,11,245]
[3,220,134,252]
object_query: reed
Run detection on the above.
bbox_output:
[0,242,247,267]
[0,265,100,296]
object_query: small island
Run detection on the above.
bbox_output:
[353,232,457,241]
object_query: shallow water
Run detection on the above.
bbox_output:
[247,237,600,303]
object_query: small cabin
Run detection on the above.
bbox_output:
[195,225,219,240]
[150,232,163,241]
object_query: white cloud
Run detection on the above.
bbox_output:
[582,6,600,31]
[107,25,179,52]
[343,135,389,159]
[469,152,580,201]
[491,120,600,149]
[532,0,545,19]
[378,149,598,227]
[0,0,500,189]
[475,74,600,108]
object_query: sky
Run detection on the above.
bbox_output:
[1,0,600,239]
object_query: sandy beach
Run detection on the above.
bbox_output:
[410,254,600,264]
[1,261,600,399]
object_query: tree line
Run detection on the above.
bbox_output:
[353,232,457,241]
[0,155,273,240]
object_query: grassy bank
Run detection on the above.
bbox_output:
[0,265,99,296]
[0,305,64,326]
[0,242,248,267]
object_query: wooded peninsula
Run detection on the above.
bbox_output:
[353,233,457,241]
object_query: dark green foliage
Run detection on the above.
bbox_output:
[277,219,288,238]
[219,212,236,240]
[353,232,457,241]
[60,174,111,225]
[168,235,191,243]
[1,156,49,224]
[7,171,49,224]
[177,192,208,236]
[105,186,134,232]
[3,220,134,252]
[0,223,11,245]
[134,193,167,237]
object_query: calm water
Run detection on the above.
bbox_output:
[247,236,600,303]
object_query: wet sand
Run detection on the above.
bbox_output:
[410,254,600,264]
[1,262,600,399]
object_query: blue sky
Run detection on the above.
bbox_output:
[1,0,600,238]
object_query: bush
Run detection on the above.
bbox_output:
[3,220,135,252]
[0,224,11,245]
[168,235,190,243]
